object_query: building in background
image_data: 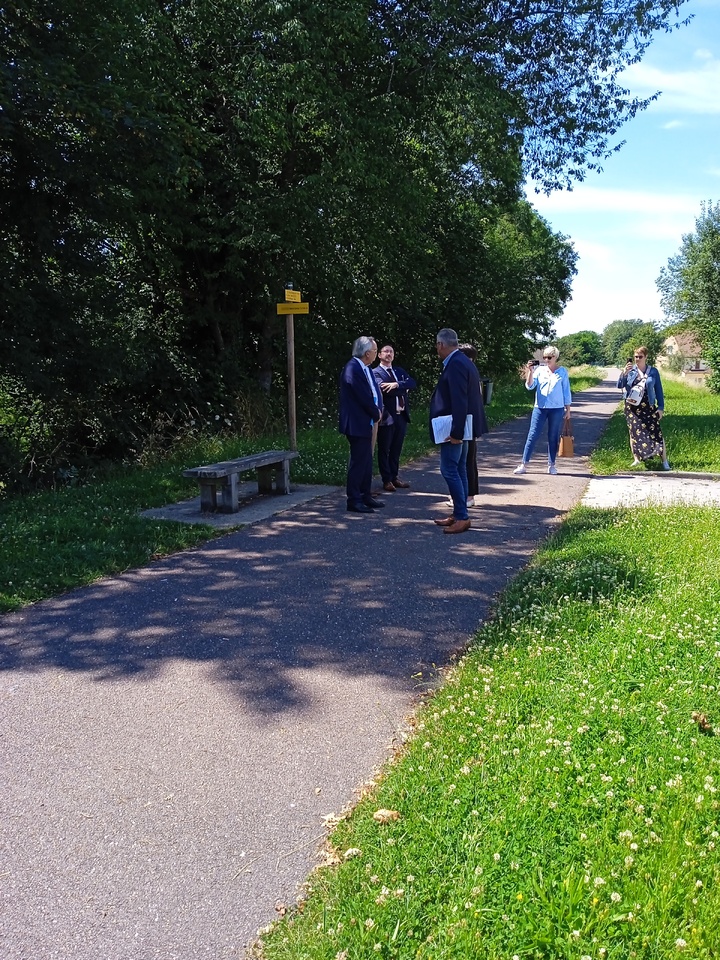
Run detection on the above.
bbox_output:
[659,332,711,385]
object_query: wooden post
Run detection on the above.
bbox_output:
[286,311,297,451]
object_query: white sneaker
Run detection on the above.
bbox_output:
[467,496,476,507]
[662,460,671,471]
[631,459,642,467]
[548,464,558,475]
[513,464,527,475]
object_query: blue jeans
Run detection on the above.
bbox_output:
[522,407,565,465]
[440,441,469,520]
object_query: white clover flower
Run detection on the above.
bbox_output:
[493,852,501,862]
[594,877,606,887]
[675,938,687,950]
[611,891,622,903]
[364,918,375,930]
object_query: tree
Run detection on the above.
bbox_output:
[658,201,720,391]
[601,320,645,365]
[617,323,664,366]
[0,0,694,486]
[555,331,603,366]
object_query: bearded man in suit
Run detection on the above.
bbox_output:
[373,344,417,492]
[338,336,385,513]
[429,327,484,535]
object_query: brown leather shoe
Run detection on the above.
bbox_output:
[383,481,397,492]
[443,519,471,535]
[393,479,410,488]
[433,516,456,526]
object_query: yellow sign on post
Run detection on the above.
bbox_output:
[284,289,301,302]
[277,302,309,314]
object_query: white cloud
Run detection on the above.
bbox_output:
[661,120,685,129]
[623,59,720,113]
[532,186,699,217]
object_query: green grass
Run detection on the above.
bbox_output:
[255,510,720,960]
[0,369,600,613]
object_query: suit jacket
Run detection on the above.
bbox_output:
[429,349,487,441]
[373,364,417,426]
[338,358,383,437]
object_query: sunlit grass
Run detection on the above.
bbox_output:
[255,505,720,960]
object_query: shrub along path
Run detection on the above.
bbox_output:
[1,373,625,960]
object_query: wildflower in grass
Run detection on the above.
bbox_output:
[493,852,501,862]
[365,918,375,930]
[675,938,687,949]
[611,891,622,903]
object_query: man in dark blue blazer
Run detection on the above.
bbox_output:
[338,337,385,513]
[373,344,417,492]
[429,327,484,534]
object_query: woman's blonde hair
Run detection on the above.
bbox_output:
[543,345,560,361]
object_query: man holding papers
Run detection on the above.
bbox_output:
[429,328,485,535]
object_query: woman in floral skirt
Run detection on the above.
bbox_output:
[617,346,670,469]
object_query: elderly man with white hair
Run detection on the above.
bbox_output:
[338,336,385,513]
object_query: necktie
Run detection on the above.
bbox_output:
[388,368,404,413]
[363,364,379,405]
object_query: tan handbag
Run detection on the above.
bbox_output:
[558,415,574,457]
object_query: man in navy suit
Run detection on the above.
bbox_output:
[373,344,417,492]
[338,337,385,513]
[429,327,484,535]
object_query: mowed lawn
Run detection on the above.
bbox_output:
[254,378,720,960]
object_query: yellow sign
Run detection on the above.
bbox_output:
[277,302,309,314]
[284,289,302,302]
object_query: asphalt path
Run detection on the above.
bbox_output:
[1,372,624,960]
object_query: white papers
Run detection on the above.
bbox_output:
[431,414,473,443]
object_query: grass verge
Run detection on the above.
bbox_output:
[254,506,720,960]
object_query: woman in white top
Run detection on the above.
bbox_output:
[513,345,572,475]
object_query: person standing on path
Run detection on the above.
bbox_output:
[339,337,385,513]
[373,344,417,492]
[513,345,571,476]
[458,343,489,508]
[617,345,670,469]
[429,328,484,535]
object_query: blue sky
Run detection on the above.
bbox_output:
[530,0,720,338]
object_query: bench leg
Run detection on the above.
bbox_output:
[219,474,239,513]
[199,482,217,512]
[276,458,291,494]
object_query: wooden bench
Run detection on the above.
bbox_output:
[183,449,300,513]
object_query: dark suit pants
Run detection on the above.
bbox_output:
[466,438,479,497]
[377,418,408,484]
[346,433,373,506]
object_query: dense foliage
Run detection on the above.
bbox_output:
[554,330,604,366]
[600,319,665,366]
[1,0,689,488]
[658,201,720,392]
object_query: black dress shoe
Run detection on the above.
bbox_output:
[363,497,385,508]
[347,502,374,513]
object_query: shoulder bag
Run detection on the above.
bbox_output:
[558,415,574,457]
